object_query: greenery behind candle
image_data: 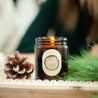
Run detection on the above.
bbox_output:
[57,49,98,81]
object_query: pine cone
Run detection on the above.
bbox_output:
[4,51,34,79]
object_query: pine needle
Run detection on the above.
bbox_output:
[58,50,98,81]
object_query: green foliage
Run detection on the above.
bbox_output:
[58,50,98,81]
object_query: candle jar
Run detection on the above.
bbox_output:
[35,37,68,80]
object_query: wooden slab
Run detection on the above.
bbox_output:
[0,79,98,98]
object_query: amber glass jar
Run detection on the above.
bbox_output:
[35,37,68,80]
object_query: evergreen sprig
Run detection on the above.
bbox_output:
[58,50,98,81]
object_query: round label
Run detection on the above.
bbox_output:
[44,55,59,70]
[42,49,62,76]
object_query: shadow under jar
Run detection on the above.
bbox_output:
[35,37,68,80]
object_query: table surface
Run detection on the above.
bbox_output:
[0,79,98,98]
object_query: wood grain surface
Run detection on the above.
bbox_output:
[0,80,98,98]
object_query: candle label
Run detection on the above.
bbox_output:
[42,49,62,76]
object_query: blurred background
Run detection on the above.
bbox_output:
[0,0,98,55]
[0,0,45,54]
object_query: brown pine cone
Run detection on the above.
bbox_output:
[4,51,34,79]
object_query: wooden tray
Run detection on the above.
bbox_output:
[0,79,98,98]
